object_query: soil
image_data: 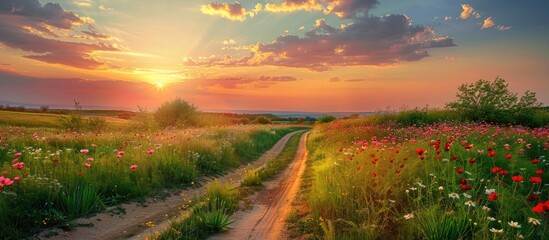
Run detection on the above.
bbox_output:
[209,132,309,240]
[35,130,303,240]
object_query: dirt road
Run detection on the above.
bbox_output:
[36,131,303,240]
[209,131,309,240]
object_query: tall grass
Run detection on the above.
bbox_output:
[0,125,305,239]
[298,119,548,239]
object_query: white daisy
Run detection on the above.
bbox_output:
[528,217,541,225]
[464,200,476,207]
[448,192,460,199]
[508,221,521,228]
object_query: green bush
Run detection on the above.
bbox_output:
[446,77,544,126]
[155,98,198,128]
[253,116,272,124]
[317,115,336,123]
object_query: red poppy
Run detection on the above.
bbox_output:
[535,169,544,175]
[505,154,512,159]
[512,175,523,182]
[415,148,426,155]
[530,176,542,184]
[488,151,496,157]
[488,192,498,201]
[469,158,476,164]
[457,168,464,174]
[532,159,539,164]
[499,170,509,175]
[460,178,467,184]
[451,155,458,160]
[491,166,501,173]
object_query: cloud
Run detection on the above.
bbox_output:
[198,75,298,89]
[496,25,511,31]
[265,0,323,12]
[73,1,92,7]
[0,0,118,69]
[223,39,237,45]
[329,77,340,82]
[323,0,379,19]
[98,5,113,11]
[481,17,495,29]
[201,2,259,21]
[262,0,378,19]
[459,4,480,20]
[185,15,456,71]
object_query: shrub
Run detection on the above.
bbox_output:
[155,98,198,128]
[86,117,107,132]
[129,106,158,131]
[253,116,272,124]
[241,169,262,186]
[317,115,336,123]
[61,113,85,130]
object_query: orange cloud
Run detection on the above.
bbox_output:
[201,2,254,21]
[459,4,480,20]
[481,17,495,29]
[265,0,323,12]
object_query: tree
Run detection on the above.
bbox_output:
[446,77,541,124]
[154,98,198,128]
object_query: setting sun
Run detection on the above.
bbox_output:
[155,82,165,90]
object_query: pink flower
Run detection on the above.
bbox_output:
[87,157,94,162]
[13,176,20,182]
[84,163,92,168]
[146,149,155,155]
[12,162,24,170]
[13,152,22,157]
[130,165,138,171]
[80,149,89,154]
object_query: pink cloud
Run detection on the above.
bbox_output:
[185,15,456,71]
[0,0,117,69]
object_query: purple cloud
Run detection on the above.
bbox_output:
[0,0,117,69]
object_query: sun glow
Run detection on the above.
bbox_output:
[155,82,165,90]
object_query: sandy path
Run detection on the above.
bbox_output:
[36,131,302,240]
[209,131,309,240]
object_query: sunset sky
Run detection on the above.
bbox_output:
[0,0,547,112]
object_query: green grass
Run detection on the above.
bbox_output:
[291,119,548,240]
[0,110,65,128]
[0,125,306,239]
[0,110,129,129]
[154,131,307,240]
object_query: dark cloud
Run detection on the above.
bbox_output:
[0,0,117,69]
[323,0,378,19]
[186,14,456,71]
[0,0,82,29]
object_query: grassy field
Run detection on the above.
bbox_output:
[290,118,548,239]
[155,131,306,240]
[0,123,306,239]
[0,110,129,129]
